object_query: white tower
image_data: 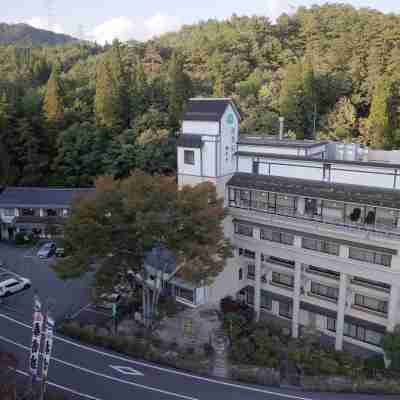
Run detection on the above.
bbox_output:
[177,98,241,198]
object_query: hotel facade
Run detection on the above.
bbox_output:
[177,97,400,354]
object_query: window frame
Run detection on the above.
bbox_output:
[183,150,195,165]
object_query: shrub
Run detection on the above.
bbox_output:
[14,232,28,245]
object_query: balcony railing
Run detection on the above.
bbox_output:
[229,198,400,238]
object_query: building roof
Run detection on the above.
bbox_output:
[183,98,240,122]
[0,187,95,208]
[227,172,400,209]
[236,151,400,170]
[238,136,329,149]
[177,134,203,148]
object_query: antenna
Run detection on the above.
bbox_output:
[44,0,55,31]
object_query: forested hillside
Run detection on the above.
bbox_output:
[0,23,78,46]
[1,4,400,187]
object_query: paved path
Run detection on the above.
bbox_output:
[0,310,397,400]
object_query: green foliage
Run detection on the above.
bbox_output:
[43,64,64,122]
[383,325,400,371]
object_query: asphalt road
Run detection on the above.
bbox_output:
[0,242,92,321]
[1,310,398,400]
[0,243,398,400]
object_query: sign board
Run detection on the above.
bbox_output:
[42,315,55,379]
[183,319,193,337]
[29,299,44,379]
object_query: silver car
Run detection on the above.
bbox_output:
[37,242,56,258]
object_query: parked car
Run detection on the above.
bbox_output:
[37,242,56,258]
[0,277,31,297]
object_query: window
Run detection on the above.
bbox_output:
[247,264,255,280]
[302,237,339,256]
[310,282,339,300]
[21,208,35,216]
[46,209,57,217]
[238,268,243,281]
[174,286,194,303]
[235,223,253,237]
[343,322,383,346]
[260,290,272,310]
[238,248,255,259]
[260,228,294,245]
[184,150,195,165]
[263,255,295,268]
[349,247,391,267]
[327,317,336,332]
[307,265,340,279]
[3,209,15,217]
[252,161,259,174]
[279,302,292,319]
[272,272,294,288]
[354,294,388,314]
[352,277,390,291]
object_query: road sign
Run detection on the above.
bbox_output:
[42,314,55,379]
[110,365,144,376]
[29,296,44,379]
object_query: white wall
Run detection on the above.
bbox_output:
[202,139,217,177]
[182,120,219,135]
[177,147,201,177]
[238,145,299,155]
[220,104,239,176]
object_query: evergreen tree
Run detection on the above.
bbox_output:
[129,62,148,125]
[325,97,357,142]
[43,64,64,122]
[167,52,192,129]
[95,40,128,130]
[367,78,394,149]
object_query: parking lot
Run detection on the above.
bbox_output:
[0,241,93,323]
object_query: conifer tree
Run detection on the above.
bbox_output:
[167,52,192,129]
[367,78,393,149]
[43,63,64,122]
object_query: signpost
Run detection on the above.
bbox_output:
[41,312,55,399]
[29,295,44,385]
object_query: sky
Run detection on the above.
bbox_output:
[2,0,400,44]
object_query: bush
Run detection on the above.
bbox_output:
[14,232,28,245]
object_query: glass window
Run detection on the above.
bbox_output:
[327,317,336,332]
[184,150,195,165]
[354,294,388,314]
[247,264,255,280]
[349,247,391,267]
[272,272,294,287]
[310,282,339,300]
[238,268,243,281]
[235,223,253,237]
[238,248,255,259]
[302,237,339,256]
[21,208,35,216]
[343,322,383,346]
[264,255,295,268]
[246,287,254,305]
[307,265,340,279]
[279,302,292,319]
[260,290,272,310]
[174,286,194,303]
[352,277,390,291]
[260,228,294,245]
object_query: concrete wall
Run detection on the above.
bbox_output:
[182,120,219,135]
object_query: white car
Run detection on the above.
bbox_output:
[0,277,31,297]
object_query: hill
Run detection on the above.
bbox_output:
[0,23,78,46]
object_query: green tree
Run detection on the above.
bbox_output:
[95,41,128,130]
[324,97,357,142]
[43,64,64,122]
[54,171,232,327]
[167,52,192,129]
[367,78,394,149]
[383,325,400,370]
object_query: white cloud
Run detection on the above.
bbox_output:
[267,0,297,23]
[89,14,181,44]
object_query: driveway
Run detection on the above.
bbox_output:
[0,241,92,323]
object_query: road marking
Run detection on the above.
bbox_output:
[0,335,198,400]
[69,303,92,319]
[0,311,313,400]
[110,365,144,376]
[15,369,104,400]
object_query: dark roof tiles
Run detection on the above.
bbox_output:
[0,187,95,208]
[183,98,239,122]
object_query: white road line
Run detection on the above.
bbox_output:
[0,311,312,400]
[0,335,198,400]
[15,369,104,400]
[69,303,92,319]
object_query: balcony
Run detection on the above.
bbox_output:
[228,190,400,238]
